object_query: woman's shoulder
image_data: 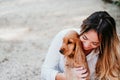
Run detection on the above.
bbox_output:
[51,28,80,45]
[57,28,80,36]
[51,28,81,44]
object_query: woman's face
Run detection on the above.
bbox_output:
[80,29,100,51]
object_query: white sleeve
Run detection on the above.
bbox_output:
[41,28,80,80]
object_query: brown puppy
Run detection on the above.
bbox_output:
[59,30,90,80]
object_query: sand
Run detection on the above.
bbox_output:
[0,0,119,80]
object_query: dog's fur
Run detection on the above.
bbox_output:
[59,30,90,80]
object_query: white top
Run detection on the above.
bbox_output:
[41,28,99,80]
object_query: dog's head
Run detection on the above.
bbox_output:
[59,31,80,58]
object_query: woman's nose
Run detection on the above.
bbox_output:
[84,41,91,48]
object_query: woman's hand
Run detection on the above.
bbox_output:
[55,73,66,80]
[73,67,89,80]
[55,67,89,80]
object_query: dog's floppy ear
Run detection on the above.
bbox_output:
[74,40,81,63]
[74,40,85,65]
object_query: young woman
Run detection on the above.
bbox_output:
[41,11,120,80]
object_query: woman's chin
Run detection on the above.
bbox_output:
[83,47,91,51]
[83,48,93,52]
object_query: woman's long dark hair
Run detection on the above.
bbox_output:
[80,11,120,79]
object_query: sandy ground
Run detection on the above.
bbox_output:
[0,0,119,80]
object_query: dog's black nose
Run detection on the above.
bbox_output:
[59,49,64,54]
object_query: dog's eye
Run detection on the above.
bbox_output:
[68,40,73,44]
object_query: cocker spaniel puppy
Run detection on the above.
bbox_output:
[59,30,90,80]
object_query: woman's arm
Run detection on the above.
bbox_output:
[41,28,80,80]
[41,29,72,80]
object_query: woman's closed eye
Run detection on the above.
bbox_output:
[82,35,100,46]
[92,42,100,46]
[82,35,88,40]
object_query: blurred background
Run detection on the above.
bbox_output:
[0,0,119,80]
